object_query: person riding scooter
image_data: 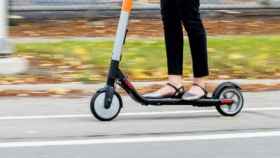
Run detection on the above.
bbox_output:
[144,0,209,101]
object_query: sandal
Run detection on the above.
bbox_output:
[143,82,185,99]
[182,83,208,100]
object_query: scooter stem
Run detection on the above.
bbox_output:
[104,0,133,108]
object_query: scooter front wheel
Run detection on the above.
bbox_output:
[90,90,122,121]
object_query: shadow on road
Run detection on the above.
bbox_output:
[77,114,225,122]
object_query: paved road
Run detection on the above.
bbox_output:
[0,91,280,158]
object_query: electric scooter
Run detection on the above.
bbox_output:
[90,0,244,121]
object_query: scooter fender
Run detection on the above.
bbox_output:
[212,82,241,98]
[96,87,108,93]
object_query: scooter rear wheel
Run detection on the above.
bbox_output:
[214,87,244,116]
[90,90,122,121]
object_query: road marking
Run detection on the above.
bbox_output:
[0,130,280,148]
[0,107,280,120]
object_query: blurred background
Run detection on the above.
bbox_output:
[1,0,280,86]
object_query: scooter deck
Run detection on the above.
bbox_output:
[143,97,223,107]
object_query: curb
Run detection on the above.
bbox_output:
[0,79,279,97]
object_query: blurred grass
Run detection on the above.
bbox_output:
[16,36,280,82]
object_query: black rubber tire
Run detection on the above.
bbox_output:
[90,90,123,121]
[214,87,244,117]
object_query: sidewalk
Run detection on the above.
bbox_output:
[0,79,279,97]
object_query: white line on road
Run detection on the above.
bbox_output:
[0,107,279,120]
[1,130,280,148]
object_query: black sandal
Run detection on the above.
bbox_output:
[143,82,185,99]
[182,83,208,100]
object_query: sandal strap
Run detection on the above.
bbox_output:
[166,83,184,96]
[192,83,208,95]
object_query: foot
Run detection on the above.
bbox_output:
[182,83,208,100]
[143,83,184,99]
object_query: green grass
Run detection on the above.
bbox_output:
[16,36,280,82]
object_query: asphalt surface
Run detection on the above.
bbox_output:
[0,90,280,158]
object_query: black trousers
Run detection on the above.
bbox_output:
[161,0,209,77]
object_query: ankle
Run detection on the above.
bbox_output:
[193,78,206,87]
[168,75,183,88]
[168,81,183,88]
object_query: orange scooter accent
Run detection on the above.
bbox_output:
[122,0,133,13]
